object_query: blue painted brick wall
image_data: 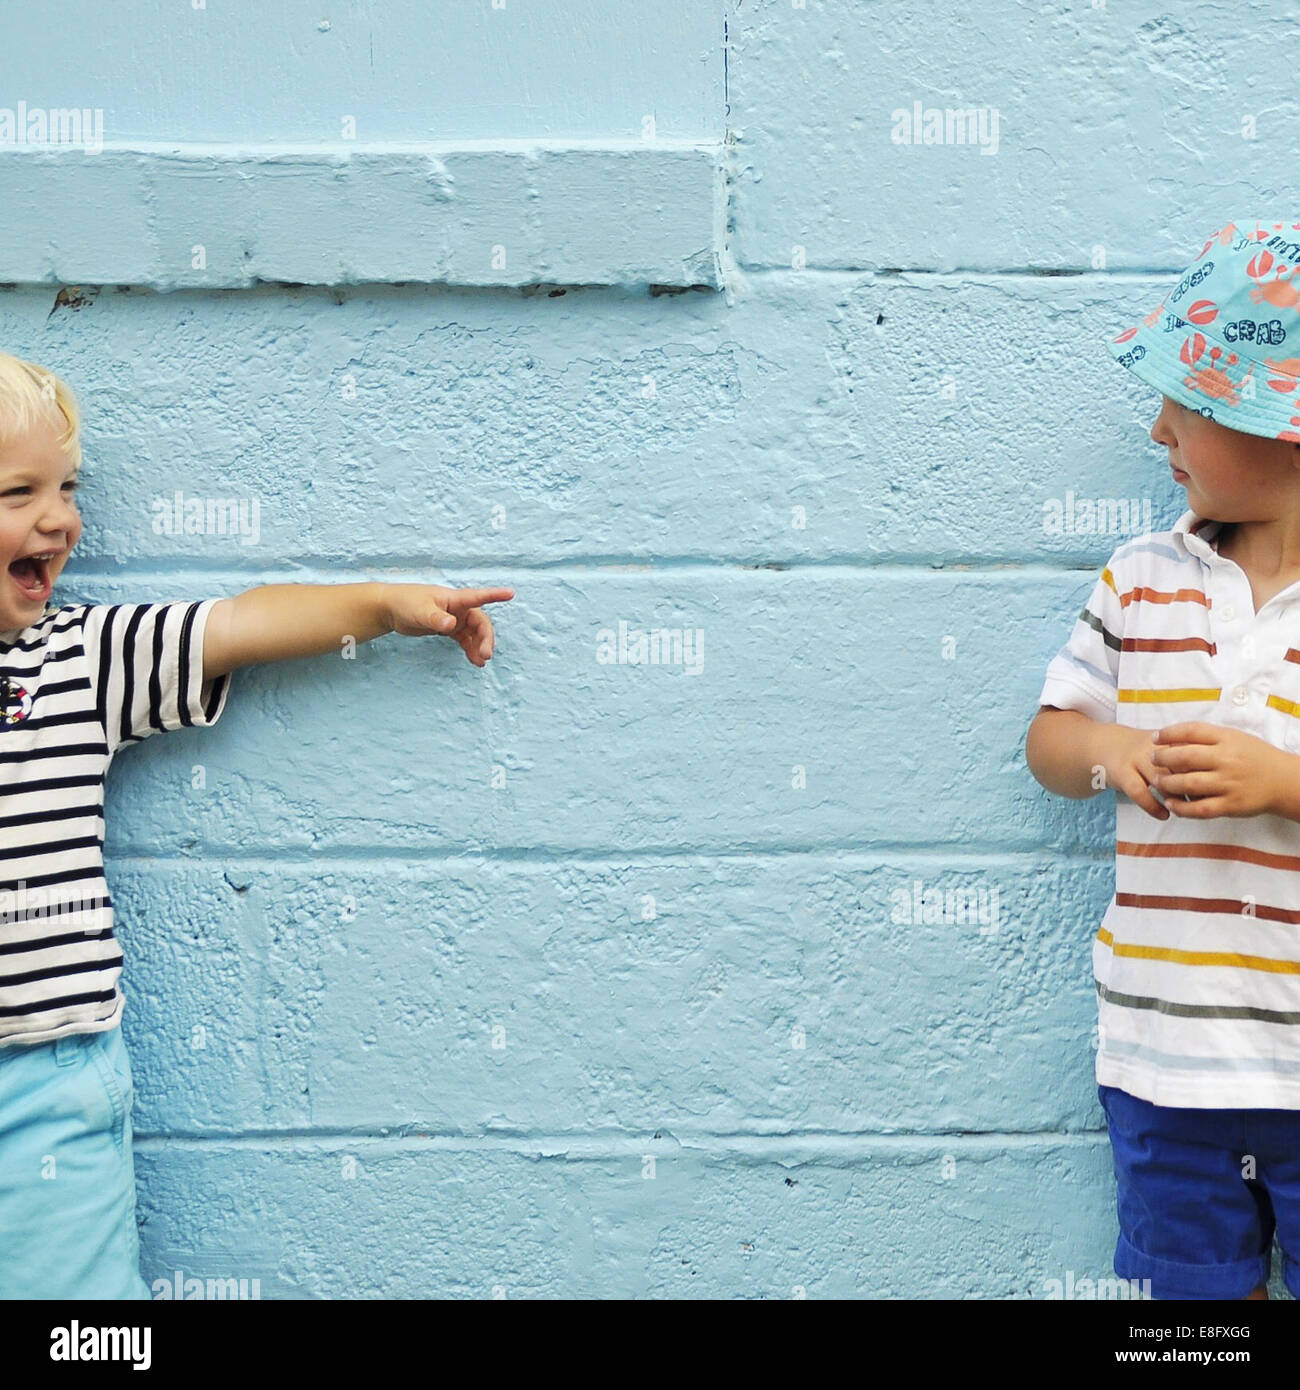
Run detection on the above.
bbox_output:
[1,0,1295,1298]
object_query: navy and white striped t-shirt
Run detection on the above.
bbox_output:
[0,600,229,1047]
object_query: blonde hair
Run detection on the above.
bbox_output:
[0,352,81,467]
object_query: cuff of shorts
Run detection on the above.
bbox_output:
[1116,1232,1267,1300]
[1280,1246,1300,1300]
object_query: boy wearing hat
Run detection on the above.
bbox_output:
[1027,221,1300,1301]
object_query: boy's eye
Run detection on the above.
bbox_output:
[1,487,30,497]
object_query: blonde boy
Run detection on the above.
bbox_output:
[0,353,512,1298]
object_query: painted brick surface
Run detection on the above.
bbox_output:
[105,858,1112,1137]
[1,2,1292,1300]
[132,1140,1117,1299]
[728,1,1296,271]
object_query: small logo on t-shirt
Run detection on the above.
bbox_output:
[0,675,32,727]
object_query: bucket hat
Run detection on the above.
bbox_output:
[1108,220,1300,443]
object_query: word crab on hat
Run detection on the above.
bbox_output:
[1109,220,1300,443]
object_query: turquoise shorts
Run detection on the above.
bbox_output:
[0,1025,151,1299]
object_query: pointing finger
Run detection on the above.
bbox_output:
[444,588,515,610]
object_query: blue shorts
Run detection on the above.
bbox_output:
[0,1025,151,1299]
[1099,1083,1300,1300]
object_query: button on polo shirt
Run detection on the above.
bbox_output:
[1040,510,1300,1108]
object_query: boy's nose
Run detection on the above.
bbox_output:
[1150,407,1175,447]
[35,520,74,551]
[41,497,79,533]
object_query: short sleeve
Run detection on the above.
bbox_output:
[77,599,232,755]
[1038,556,1124,723]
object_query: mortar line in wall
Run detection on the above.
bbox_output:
[722,9,730,122]
[106,846,1113,868]
[61,560,1159,579]
[724,264,1193,280]
[507,557,1157,575]
[133,1127,1109,1155]
[0,268,1191,294]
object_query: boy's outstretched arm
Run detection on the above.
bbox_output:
[1026,706,1169,820]
[202,582,515,679]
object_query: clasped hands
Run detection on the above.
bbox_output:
[1104,720,1295,821]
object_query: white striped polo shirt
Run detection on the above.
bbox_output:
[0,600,229,1047]
[1041,509,1300,1108]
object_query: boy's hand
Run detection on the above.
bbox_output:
[1092,723,1171,820]
[1151,722,1292,819]
[383,584,515,667]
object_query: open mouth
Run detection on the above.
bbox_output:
[7,553,54,604]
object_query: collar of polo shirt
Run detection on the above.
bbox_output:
[1173,509,1224,561]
